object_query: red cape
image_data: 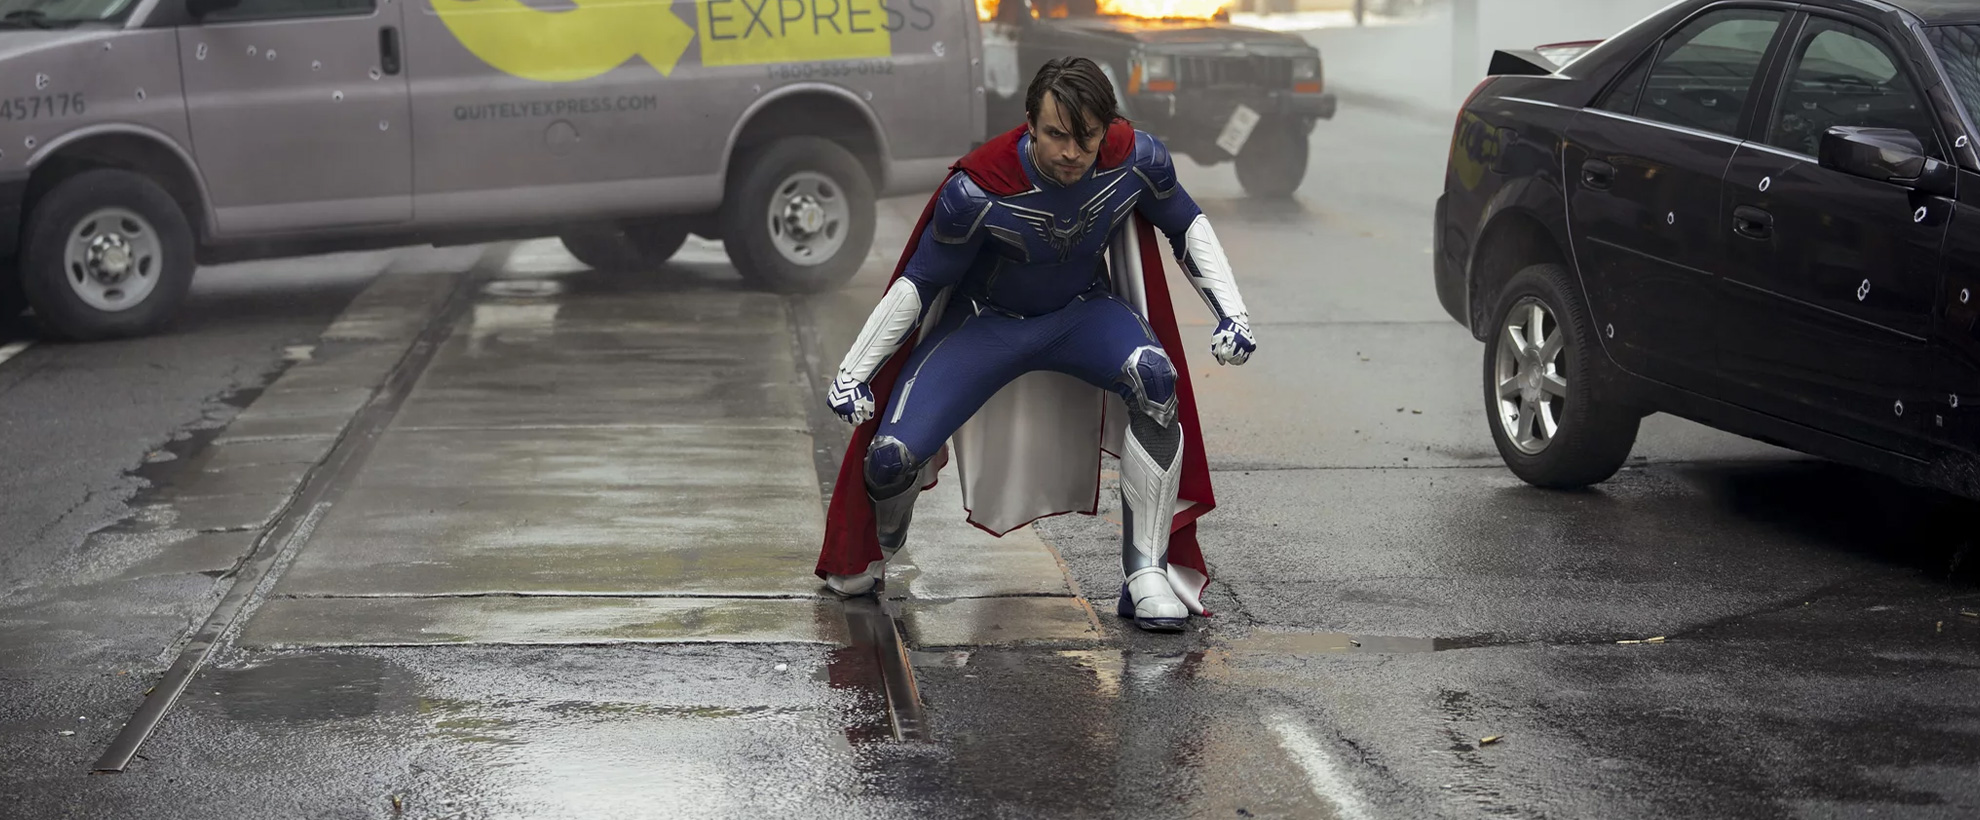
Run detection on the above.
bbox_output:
[814,120,1219,610]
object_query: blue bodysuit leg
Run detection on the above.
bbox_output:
[872,291,1173,484]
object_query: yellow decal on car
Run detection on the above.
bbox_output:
[430,0,697,81]
[697,0,894,66]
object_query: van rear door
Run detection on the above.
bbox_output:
[178,0,414,235]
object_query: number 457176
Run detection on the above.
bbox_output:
[0,93,86,121]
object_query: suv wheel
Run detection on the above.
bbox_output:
[1234,115,1309,199]
[20,169,196,342]
[560,221,689,271]
[1483,263,1640,489]
[721,136,874,293]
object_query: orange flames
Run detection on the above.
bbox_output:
[978,0,1232,22]
[1096,0,1232,21]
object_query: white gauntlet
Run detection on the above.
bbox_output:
[1177,213,1251,326]
[837,278,924,384]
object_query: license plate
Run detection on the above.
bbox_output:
[1216,104,1261,156]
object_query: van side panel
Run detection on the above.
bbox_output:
[177,4,417,235]
[0,32,200,220]
[404,0,723,226]
[401,0,978,227]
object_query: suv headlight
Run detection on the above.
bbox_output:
[1292,56,1322,92]
[1133,52,1176,92]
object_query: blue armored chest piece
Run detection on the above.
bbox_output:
[916,129,1193,317]
[983,141,1145,266]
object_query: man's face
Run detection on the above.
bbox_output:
[1028,90,1103,186]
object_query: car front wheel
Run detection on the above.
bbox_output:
[19,169,196,342]
[1483,263,1640,489]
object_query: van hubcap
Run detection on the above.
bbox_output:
[1494,297,1569,455]
[767,171,848,266]
[64,208,161,313]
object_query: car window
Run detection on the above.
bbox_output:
[1596,53,1653,115]
[1637,9,1785,137]
[1767,18,1939,158]
[1926,25,1980,138]
[203,0,373,22]
[0,0,137,25]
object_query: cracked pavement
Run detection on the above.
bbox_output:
[0,102,1976,820]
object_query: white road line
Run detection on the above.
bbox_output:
[0,340,34,367]
[1268,712,1377,820]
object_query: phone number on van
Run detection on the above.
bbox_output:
[768,60,894,80]
[1,93,85,121]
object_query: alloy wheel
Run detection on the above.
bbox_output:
[1493,296,1570,455]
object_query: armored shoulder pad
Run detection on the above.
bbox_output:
[932,173,992,244]
[1130,131,1179,199]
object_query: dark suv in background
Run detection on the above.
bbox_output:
[980,0,1336,197]
[1436,0,1980,500]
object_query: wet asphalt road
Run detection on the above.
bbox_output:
[2,101,1979,819]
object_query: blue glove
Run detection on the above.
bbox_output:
[1210,317,1256,366]
[828,374,876,425]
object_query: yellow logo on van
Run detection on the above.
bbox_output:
[430,0,697,81]
[696,0,894,66]
[431,0,900,80]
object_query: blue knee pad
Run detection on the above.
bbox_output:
[864,435,920,499]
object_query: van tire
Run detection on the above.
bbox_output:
[1235,115,1309,199]
[20,169,196,342]
[561,221,688,271]
[721,137,873,293]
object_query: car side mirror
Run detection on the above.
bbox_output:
[1819,126,1956,196]
[186,0,241,19]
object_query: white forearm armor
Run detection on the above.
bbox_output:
[1178,214,1250,324]
[837,278,924,384]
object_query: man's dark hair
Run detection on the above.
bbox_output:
[1024,56,1120,147]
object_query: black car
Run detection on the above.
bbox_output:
[980,0,1336,197]
[1435,0,1980,499]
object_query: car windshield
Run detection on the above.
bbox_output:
[0,0,134,27]
[1927,25,1980,134]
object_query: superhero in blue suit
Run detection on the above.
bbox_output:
[824,58,1256,631]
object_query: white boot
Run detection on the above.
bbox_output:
[1117,402,1189,633]
[1119,567,1188,631]
[826,558,886,597]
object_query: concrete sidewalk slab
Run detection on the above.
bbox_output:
[270,426,827,598]
[390,321,808,432]
[239,596,849,648]
[902,597,1102,648]
[889,463,1084,601]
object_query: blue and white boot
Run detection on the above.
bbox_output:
[1115,397,1190,633]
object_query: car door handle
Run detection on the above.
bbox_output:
[1581,159,1615,190]
[379,26,401,76]
[1733,205,1772,239]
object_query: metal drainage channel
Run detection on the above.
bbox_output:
[92,248,505,773]
[786,295,931,743]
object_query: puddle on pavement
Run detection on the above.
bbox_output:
[1222,630,1481,655]
[204,652,420,723]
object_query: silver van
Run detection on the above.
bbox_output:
[0,0,984,340]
